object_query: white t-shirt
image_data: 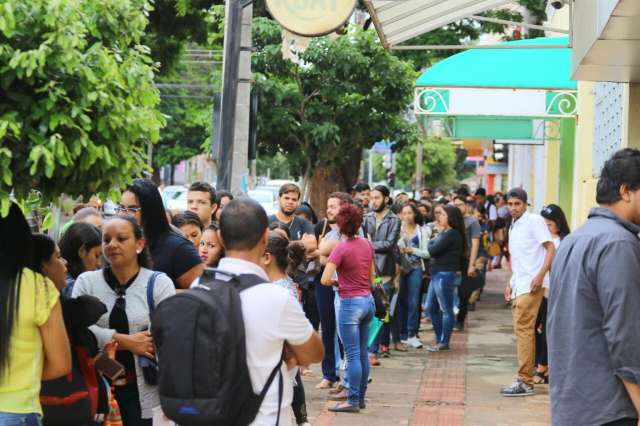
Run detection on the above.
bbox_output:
[485,201,498,221]
[543,237,561,290]
[508,211,552,298]
[216,257,313,426]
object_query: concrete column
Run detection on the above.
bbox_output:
[625,84,640,149]
[230,4,252,194]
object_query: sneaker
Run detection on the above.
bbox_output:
[454,321,464,331]
[407,336,423,349]
[426,343,450,352]
[500,379,534,397]
[400,339,409,345]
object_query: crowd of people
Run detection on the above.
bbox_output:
[1,149,639,426]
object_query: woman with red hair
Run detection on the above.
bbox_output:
[321,204,375,413]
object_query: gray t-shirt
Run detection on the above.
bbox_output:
[463,216,481,258]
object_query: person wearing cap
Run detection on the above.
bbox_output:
[501,187,555,397]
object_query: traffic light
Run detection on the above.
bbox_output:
[493,141,507,163]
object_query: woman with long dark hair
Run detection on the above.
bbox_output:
[321,204,375,413]
[262,231,310,426]
[59,222,102,298]
[424,204,466,352]
[534,204,570,384]
[120,178,203,288]
[0,204,71,425]
[72,216,175,425]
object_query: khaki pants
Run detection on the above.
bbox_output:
[511,290,544,386]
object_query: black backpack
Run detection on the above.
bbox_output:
[151,269,284,426]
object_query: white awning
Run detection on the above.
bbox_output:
[365,0,515,47]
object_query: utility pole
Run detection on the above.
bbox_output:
[216,0,252,193]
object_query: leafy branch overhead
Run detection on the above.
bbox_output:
[0,0,164,216]
[252,19,416,181]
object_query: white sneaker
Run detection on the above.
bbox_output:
[407,336,423,349]
[400,339,409,345]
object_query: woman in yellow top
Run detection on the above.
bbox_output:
[0,204,71,426]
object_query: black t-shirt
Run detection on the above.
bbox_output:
[268,214,314,241]
[150,232,202,287]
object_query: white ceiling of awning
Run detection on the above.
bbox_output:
[365,0,515,47]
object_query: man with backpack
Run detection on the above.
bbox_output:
[152,198,323,426]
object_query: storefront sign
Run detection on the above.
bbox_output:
[266,0,357,36]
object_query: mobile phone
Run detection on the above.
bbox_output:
[94,353,125,380]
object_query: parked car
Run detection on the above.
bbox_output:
[162,185,188,212]
[248,189,278,216]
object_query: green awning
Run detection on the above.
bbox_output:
[416,37,576,90]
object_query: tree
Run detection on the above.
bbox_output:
[395,136,461,190]
[0,0,164,216]
[253,20,416,210]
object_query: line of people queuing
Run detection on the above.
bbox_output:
[3,146,640,426]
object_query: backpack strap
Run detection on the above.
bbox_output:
[146,272,161,320]
[256,347,285,426]
[200,268,267,293]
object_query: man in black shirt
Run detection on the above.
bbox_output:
[268,183,316,252]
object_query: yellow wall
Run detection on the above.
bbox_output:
[571,81,598,229]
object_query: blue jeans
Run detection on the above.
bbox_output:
[315,281,339,382]
[425,271,457,346]
[338,295,374,406]
[0,413,42,426]
[398,268,423,340]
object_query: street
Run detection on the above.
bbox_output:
[301,269,550,426]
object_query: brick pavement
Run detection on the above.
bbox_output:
[300,268,551,426]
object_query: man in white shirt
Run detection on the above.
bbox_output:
[501,188,555,397]
[217,198,324,425]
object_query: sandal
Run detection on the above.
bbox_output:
[533,371,549,384]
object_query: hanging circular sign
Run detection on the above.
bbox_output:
[265,0,357,37]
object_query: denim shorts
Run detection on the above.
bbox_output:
[0,413,42,426]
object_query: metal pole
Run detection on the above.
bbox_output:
[390,44,569,51]
[469,15,569,34]
[217,0,243,191]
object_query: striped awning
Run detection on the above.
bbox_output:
[364,0,515,47]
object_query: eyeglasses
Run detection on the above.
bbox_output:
[116,205,142,215]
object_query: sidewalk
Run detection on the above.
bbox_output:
[300,268,550,426]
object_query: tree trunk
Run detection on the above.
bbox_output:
[308,147,362,218]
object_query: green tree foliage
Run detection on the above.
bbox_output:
[152,5,224,173]
[252,19,415,204]
[396,136,461,190]
[0,0,165,216]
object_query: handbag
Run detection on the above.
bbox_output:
[372,279,389,320]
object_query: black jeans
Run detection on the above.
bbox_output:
[535,296,548,366]
[315,282,338,382]
[114,383,152,426]
[291,371,308,424]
